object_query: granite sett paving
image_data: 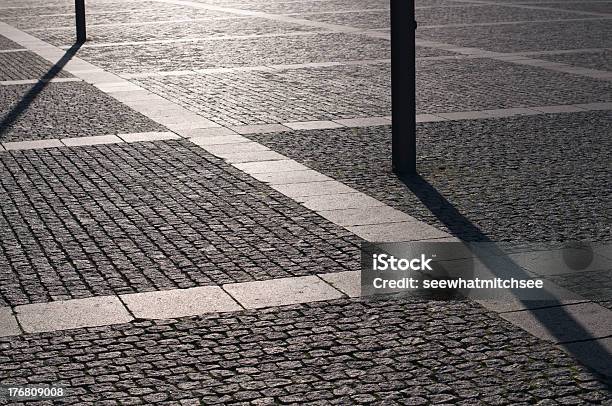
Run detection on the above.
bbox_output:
[0,140,360,307]
[0,297,610,404]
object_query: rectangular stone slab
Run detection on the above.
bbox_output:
[15,296,133,333]
[223,276,344,309]
[121,286,242,319]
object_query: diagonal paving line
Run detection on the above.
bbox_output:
[146,0,612,81]
[449,0,612,17]
[0,18,611,359]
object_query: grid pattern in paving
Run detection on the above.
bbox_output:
[416,19,612,52]
[0,51,73,81]
[299,4,596,28]
[0,297,610,404]
[0,82,166,142]
[5,8,239,30]
[537,49,612,72]
[248,111,612,243]
[0,140,360,307]
[533,1,612,14]
[75,33,395,74]
[31,17,324,47]
[134,59,610,126]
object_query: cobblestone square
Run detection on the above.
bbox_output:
[0,0,610,403]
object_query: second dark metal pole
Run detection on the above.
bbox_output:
[75,0,86,43]
[390,0,417,176]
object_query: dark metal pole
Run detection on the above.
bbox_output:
[75,0,86,43]
[391,0,417,176]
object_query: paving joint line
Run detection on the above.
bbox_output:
[1,17,611,360]
[449,0,612,17]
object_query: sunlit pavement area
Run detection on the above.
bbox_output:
[0,0,611,403]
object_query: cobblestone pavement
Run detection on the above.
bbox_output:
[0,140,359,306]
[133,60,610,126]
[0,0,611,403]
[1,297,611,405]
[0,82,165,142]
[247,111,611,243]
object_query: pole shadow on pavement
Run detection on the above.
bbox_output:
[0,43,82,140]
[399,173,612,381]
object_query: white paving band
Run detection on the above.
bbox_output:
[143,0,612,82]
[1,102,611,151]
[0,18,611,359]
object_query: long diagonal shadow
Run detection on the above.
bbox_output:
[400,173,612,380]
[0,43,82,139]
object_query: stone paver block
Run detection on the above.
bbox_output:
[161,117,221,130]
[437,110,494,121]
[531,105,586,114]
[416,113,447,122]
[223,150,286,163]
[2,139,62,150]
[223,276,344,309]
[190,134,250,146]
[177,127,238,138]
[347,221,449,242]
[120,286,242,319]
[500,302,612,344]
[318,271,360,298]
[205,141,269,155]
[272,180,356,198]
[94,81,142,93]
[332,117,391,127]
[231,124,291,135]
[234,159,309,174]
[119,131,181,143]
[0,307,20,337]
[77,71,121,84]
[573,102,612,111]
[284,120,345,131]
[107,89,158,102]
[297,192,387,211]
[249,169,333,185]
[480,107,540,117]
[61,135,123,146]
[15,296,133,334]
[317,206,412,226]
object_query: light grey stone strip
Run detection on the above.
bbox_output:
[1,103,609,152]
[491,56,612,81]
[151,0,364,34]
[26,16,250,31]
[450,0,612,17]
[1,275,351,335]
[223,276,345,309]
[414,38,612,81]
[119,48,610,79]
[14,296,133,334]
[418,16,611,29]
[62,30,337,49]
[119,59,392,79]
[120,286,243,319]
[0,132,182,151]
[0,48,27,53]
[0,77,82,86]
